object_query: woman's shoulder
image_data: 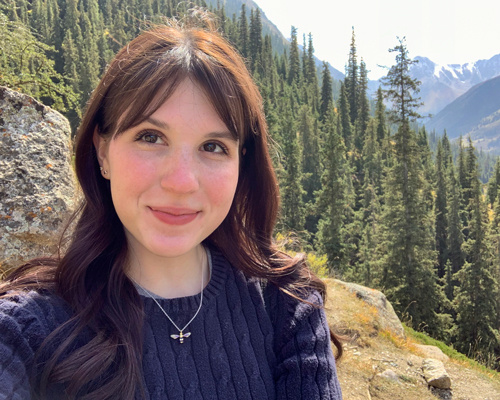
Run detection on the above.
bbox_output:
[0,290,72,396]
[0,289,73,339]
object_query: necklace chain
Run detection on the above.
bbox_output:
[133,252,210,344]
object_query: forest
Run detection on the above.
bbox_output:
[1,0,499,370]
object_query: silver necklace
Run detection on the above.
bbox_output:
[134,256,210,344]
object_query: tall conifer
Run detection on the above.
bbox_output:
[455,146,500,366]
[316,108,348,273]
[319,61,333,122]
[345,27,358,125]
[237,4,248,58]
[378,38,445,336]
[288,26,301,85]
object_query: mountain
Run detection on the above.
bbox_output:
[204,0,345,81]
[411,55,500,116]
[425,75,500,152]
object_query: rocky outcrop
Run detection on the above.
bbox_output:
[422,358,452,389]
[0,86,76,269]
[334,280,405,338]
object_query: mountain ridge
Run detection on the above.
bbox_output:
[410,54,500,116]
[425,75,500,152]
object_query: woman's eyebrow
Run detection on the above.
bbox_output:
[145,117,169,130]
[145,117,238,142]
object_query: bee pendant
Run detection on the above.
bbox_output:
[170,331,191,343]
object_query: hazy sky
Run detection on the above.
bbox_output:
[254,0,500,80]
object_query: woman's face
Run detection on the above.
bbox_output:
[95,79,240,263]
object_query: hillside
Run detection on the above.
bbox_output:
[425,75,500,152]
[326,279,500,399]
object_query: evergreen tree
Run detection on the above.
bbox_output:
[487,157,500,207]
[299,105,321,205]
[354,58,370,153]
[355,180,381,286]
[305,33,319,112]
[248,8,262,71]
[378,38,445,336]
[78,0,101,105]
[279,107,305,235]
[319,61,333,122]
[455,148,500,366]
[375,86,387,146]
[288,26,301,86]
[435,140,449,278]
[0,11,76,113]
[446,160,464,283]
[316,108,348,273]
[298,105,321,236]
[237,4,248,58]
[338,82,352,152]
[344,27,358,125]
[306,33,318,87]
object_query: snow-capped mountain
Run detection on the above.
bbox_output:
[411,54,500,116]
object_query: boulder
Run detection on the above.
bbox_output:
[335,280,405,338]
[0,86,76,269]
[415,344,449,362]
[422,358,451,389]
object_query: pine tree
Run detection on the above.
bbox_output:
[345,27,358,125]
[288,26,301,86]
[354,58,370,153]
[305,33,319,112]
[248,8,262,71]
[299,105,321,205]
[316,108,348,273]
[338,82,353,152]
[446,160,464,282]
[237,4,248,58]
[491,196,500,341]
[435,140,449,278]
[78,2,100,105]
[306,33,318,87]
[355,180,381,286]
[487,157,500,207]
[454,148,500,366]
[298,105,321,237]
[279,107,305,235]
[319,61,333,122]
[378,38,446,336]
[0,11,76,113]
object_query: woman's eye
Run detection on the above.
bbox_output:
[202,142,226,153]
[136,131,164,144]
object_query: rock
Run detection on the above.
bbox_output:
[415,344,449,362]
[0,86,76,269]
[422,358,451,389]
[377,369,400,383]
[335,280,405,338]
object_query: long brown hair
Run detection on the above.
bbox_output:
[1,13,341,399]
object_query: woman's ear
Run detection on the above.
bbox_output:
[93,128,110,178]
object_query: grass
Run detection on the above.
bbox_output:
[404,324,500,379]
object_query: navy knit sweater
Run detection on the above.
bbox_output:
[0,250,342,399]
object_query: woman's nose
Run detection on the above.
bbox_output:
[160,149,200,193]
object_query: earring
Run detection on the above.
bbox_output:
[100,166,108,175]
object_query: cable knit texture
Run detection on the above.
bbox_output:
[0,250,342,399]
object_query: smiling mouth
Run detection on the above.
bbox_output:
[149,207,199,225]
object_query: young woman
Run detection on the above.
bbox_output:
[0,15,343,400]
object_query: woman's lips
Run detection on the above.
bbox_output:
[149,207,199,226]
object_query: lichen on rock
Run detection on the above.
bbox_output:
[0,86,76,270]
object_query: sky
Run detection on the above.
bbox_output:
[254,0,500,80]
